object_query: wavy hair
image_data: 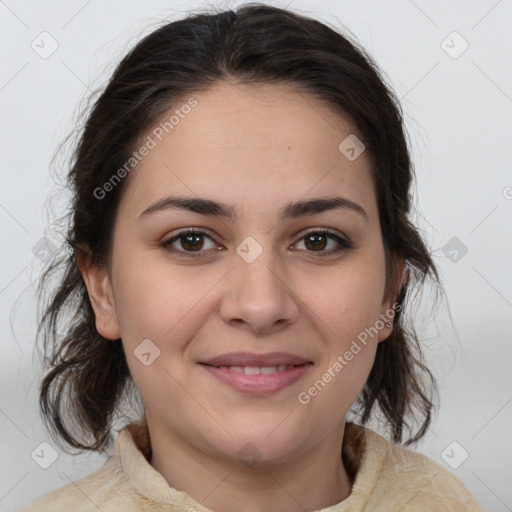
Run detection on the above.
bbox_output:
[38,2,440,452]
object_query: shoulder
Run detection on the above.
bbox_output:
[18,420,172,512]
[357,426,484,511]
[18,456,140,512]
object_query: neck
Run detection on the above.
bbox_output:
[147,417,353,512]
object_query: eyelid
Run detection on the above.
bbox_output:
[291,227,353,254]
[161,226,352,257]
[295,226,347,240]
[161,227,221,253]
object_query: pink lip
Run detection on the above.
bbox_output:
[200,363,313,395]
[200,351,311,367]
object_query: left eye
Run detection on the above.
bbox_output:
[161,229,351,257]
[293,230,350,254]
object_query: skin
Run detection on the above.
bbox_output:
[78,82,403,512]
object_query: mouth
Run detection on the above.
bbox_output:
[200,363,306,375]
[199,351,312,368]
[198,355,313,395]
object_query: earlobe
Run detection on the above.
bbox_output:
[74,248,121,340]
[377,315,394,343]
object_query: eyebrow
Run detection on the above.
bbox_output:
[139,195,368,222]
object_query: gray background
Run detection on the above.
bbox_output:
[1,0,511,510]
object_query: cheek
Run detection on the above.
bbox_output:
[111,248,210,342]
[295,268,384,421]
[111,255,205,405]
[296,251,386,398]
[305,261,386,342]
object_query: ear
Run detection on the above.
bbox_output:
[377,255,405,342]
[75,248,121,340]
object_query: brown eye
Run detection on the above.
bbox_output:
[293,229,352,256]
[304,233,328,251]
[161,229,218,257]
[180,233,205,251]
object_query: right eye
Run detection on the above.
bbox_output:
[161,229,221,257]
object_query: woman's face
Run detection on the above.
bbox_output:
[87,82,400,466]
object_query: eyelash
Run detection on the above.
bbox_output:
[160,228,353,258]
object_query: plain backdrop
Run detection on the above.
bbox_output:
[1,0,511,510]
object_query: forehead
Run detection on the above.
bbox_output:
[119,82,377,223]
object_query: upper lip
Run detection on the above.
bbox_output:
[200,351,312,367]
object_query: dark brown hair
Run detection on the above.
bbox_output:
[38,2,440,452]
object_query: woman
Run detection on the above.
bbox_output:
[22,3,483,511]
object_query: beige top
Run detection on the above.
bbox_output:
[20,420,484,511]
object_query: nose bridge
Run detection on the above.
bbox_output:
[219,235,299,332]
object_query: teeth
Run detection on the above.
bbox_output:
[217,365,296,374]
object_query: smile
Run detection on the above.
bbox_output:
[217,364,296,374]
[199,362,313,394]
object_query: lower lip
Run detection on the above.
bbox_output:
[199,363,313,395]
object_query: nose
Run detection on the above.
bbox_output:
[218,246,300,334]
